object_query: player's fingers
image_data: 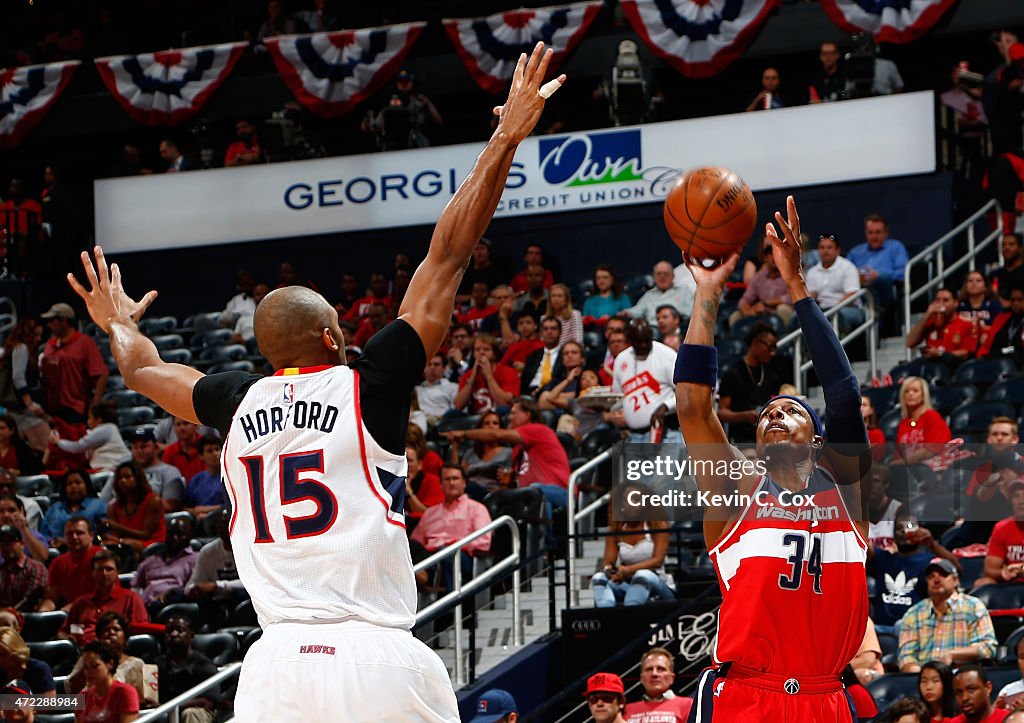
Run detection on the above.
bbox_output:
[786,195,799,231]
[80,250,100,291]
[765,222,780,241]
[512,52,527,87]
[66,272,89,301]
[773,211,797,242]
[492,105,503,116]
[136,290,158,317]
[524,41,544,83]
[94,246,111,290]
[539,75,565,99]
[534,47,555,86]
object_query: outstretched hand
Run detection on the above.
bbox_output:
[66,247,157,334]
[681,251,740,291]
[765,195,804,284]
[491,42,566,145]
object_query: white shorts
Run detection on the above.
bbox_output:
[235,620,459,722]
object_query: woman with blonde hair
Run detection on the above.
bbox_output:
[894,376,951,466]
[542,283,583,345]
[0,626,54,695]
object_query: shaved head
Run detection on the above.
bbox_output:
[254,287,344,368]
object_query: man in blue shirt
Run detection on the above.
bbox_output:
[847,213,909,336]
[184,436,225,525]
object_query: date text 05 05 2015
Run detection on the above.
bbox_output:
[0,694,85,710]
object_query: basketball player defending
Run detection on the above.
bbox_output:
[66,43,564,723]
[675,197,870,722]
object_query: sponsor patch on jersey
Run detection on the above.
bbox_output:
[299,644,336,655]
[283,382,295,405]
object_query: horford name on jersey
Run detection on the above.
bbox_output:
[237,401,340,443]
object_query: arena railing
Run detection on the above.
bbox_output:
[566,448,616,608]
[136,662,241,723]
[902,199,1003,361]
[413,514,522,687]
[775,286,878,393]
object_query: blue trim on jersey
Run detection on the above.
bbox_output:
[376,467,407,515]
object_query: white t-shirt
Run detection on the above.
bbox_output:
[611,341,677,430]
[805,256,861,310]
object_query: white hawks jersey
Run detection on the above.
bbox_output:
[221,364,416,630]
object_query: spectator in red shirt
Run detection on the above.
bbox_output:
[76,640,140,723]
[894,376,952,468]
[39,303,108,427]
[974,480,1024,589]
[0,179,42,278]
[353,302,390,349]
[161,418,204,481]
[500,314,543,373]
[39,516,100,612]
[949,665,1008,723]
[458,282,499,332]
[60,550,147,645]
[860,395,887,460]
[906,288,979,369]
[224,119,262,167]
[623,648,693,723]
[454,334,520,414]
[343,273,391,322]
[510,244,555,293]
[403,445,443,536]
[444,396,569,515]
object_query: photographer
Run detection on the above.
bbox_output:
[362,70,442,151]
[844,34,903,99]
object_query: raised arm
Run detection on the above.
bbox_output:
[67,249,205,423]
[398,43,565,357]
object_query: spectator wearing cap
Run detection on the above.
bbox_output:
[60,550,147,645]
[624,648,692,722]
[103,462,166,553]
[584,673,627,723]
[973,479,1024,589]
[1,678,36,721]
[897,558,997,673]
[469,688,518,723]
[805,233,864,333]
[0,524,46,609]
[38,516,101,612]
[101,428,184,513]
[39,303,108,429]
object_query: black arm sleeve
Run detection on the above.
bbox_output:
[794,297,868,446]
[352,319,427,455]
[192,372,262,438]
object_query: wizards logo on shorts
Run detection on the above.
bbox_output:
[282,383,295,405]
[538,129,643,187]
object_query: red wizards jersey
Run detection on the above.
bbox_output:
[709,470,867,677]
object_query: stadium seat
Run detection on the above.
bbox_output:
[119,572,133,589]
[231,599,258,627]
[28,639,77,676]
[126,634,162,663]
[21,611,67,642]
[140,542,165,560]
[580,425,621,458]
[623,274,653,298]
[956,556,986,591]
[861,386,899,417]
[866,673,919,714]
[149,333,184,350]
[930,384,979,416]
[106,376,126,390]
[183,312,221,331]
[156,602,201,627]
[166,511,197,528]
[949,401,1017,437]
[889,359,950,387]
[715,338,747,359]
[90,470,113,496]
[953,358,1017,388]
[16,474,52,497]
[988,667,1021,700]
[159,348,193,365]
[972,583,1024,611]
[117,406,155,428]
[103,389,149,408]
[241,627,263,657]
[906,492,956,526]
[138,317,178,337]
[556,432,576,458]
[985,376,1024,410]
[192,632,240,666]
[33,495,50,514]
[729,314,785,340]
[878,408,902,443]
[35,714,75,723]
[1000,625,1024,665]
[582,330,603,350]
[192,328,233,349]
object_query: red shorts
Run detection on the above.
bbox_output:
[690,665,855,723]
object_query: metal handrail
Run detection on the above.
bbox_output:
[776,287,878,393]
[413,514,521,686]
[137,662,241,723]
[567,449,614,607]
[902,199,1003,360]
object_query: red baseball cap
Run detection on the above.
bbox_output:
[583,672,624,696]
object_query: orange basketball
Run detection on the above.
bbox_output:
[663,166,758,261]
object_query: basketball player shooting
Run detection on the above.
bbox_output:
[674,197,871,722]
[65,43,564,723]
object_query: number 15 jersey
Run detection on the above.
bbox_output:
[193,321,426,631]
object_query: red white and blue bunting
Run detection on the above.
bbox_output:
[819,0,957,44]
[0,61,78,150]
[443,2,602,94]
[265,23,426,117]
[95,42,246,126]
[620,0,780,79]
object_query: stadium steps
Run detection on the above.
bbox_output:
[805,329,911,409]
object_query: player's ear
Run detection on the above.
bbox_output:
[810,434,824,449]
[321,327,340,351]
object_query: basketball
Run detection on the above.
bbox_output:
[663,166,758,260]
